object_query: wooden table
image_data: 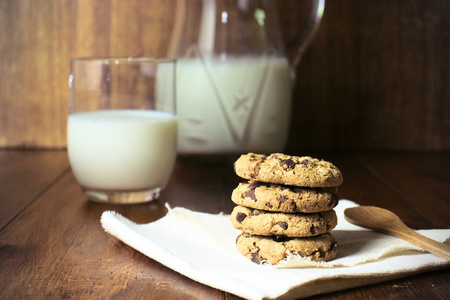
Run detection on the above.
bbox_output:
[1,150,449,299]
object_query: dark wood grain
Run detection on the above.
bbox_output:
[0,150,69,229]
[0,167,225,299]
[0,151,449,299]
[287,0,450,152]
[1,0,449,151]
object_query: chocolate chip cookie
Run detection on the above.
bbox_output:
[231,181,338,213]
[230,206,337,237]
[236,232,338,264]
[234,153,343,187]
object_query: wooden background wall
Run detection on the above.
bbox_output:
[0,0,449,151]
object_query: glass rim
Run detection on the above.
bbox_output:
[70,57,176,64]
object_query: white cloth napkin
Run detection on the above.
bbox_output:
[101,200,450,299]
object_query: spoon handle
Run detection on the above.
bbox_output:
[388,226,450,261]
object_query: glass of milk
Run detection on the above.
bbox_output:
[67,58,177,204]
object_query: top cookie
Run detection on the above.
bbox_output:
[234,153,343,187]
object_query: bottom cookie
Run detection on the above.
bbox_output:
[236,232,338,265]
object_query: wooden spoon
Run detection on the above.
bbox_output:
[344,206,450,261]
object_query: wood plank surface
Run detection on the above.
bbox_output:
[0,150,69,229]
[1,0,449,151]
[0,151,449,299]
[0,171,226,299]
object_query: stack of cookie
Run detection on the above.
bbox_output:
[230,153,343,265]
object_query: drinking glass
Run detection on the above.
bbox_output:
[67,58,177,204]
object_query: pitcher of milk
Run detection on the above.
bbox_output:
[168,0,325,155]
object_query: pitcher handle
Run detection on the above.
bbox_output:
[286,0,325,79]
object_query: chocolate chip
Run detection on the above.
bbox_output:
[279,158,296,170]
[279,195,287,204]
[251,253,262,263]
[277,222,288,230]
[266,202,273,208]
[300,159,309,165]
[236,213,247,223]
[310,225,319,235]
[244,189,256,201]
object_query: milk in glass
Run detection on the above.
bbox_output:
[176,57,292,154]
[67,110,177,190]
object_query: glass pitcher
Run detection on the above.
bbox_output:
[168,0,325,155]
